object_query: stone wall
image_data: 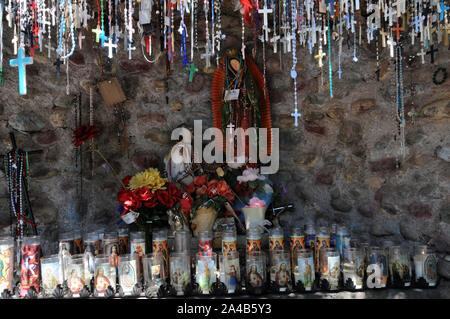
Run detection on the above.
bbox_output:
[0,4,449,278]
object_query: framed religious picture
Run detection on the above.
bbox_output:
[195,253,216,295]
[67,255,86,297]
[118,255,138,296]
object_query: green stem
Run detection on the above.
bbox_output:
[87,146,125,188]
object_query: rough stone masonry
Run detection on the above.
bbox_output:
[0,3,449,279]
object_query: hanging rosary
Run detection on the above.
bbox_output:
[290,0,301,128]
[394,41,406,164]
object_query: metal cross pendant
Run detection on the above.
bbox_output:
[291,108,302,127]
[201,41,212,68]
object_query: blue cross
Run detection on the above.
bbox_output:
[337,66,342,79]
[344,13,351,29]
[441,0,450,20]
[99,31,108,48]
[411,14,424,33]
[9,47,33,95]
[368,27,377,41]
[291,108,302,127]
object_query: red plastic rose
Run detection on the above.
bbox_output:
[184,183,195,194]
[118,188,133,203]
[134,187,153,201]
[157,189,173,207]
[122,176,132,188]
[180,193,193,213]
[143,195,158,208]
[194,175,208,186]
[196,184,208,196]
[206,179,219,198]
[72,125,101,147]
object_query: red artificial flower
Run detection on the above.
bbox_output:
[157,183,181,208]
[206,179,219,198]
[117,188,133,203]
[194,175,208,186]
[143,195,158,208]
[133,187,153,201]
[122,175,132,188]
[196,184,208,196]
[72,125,101,147]
[180,193,193,213]
[184,183,195,194]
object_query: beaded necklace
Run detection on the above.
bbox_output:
[394,41,406,163]
[327,13,332,97]
[290,0,300,127]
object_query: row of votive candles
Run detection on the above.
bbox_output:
[0,228,439,297]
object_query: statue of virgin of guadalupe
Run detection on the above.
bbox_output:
[211,48,272,163]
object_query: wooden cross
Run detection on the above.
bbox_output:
[186,62,198,82]
[291,108,302,127]
[443,23,450,46]
[426,45,438,64]
[379,28,388,47]
[314,48,326,68]
[9,47,33,95]
[392,21,404,41]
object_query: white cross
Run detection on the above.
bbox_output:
[78,31,85,49]
[392,0,406,17]
[291,108,302,127]
[38,29,45,52]
[12,31,18,55]
[387,37,395,58]
[270,35,280,53]
[258,4,273,42]
[50,6,57,26]
[127,43,136,60]
[45,40,55,58]
[417,48,426,64]
[410,29,416,45]
[201,42,213,68]
[105,37,118,59]
[5,5,13,27]
[281,33,292,53]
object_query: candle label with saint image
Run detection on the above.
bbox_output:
[83,240,99,255]
[153,239,169,278]
[221,256,240,293]
[368,253,388,287]
[222,239,237,256]
[196,258,215,294]
[67,261,85,296]
[119,259,138,294]
[119,236,129,255]
[58,241,72,283]
[295,256,315,291]
[305,233,316,250]
[290,235,305,266]
[269,236,285,253]
[0,241,14,291]
[319,251,340,291]
[247,259,265,288]
[20,244,41,297]
[83,245,96,282]
[270,253,291,291]
[170,256,190,295]
[41,258,60,295]
[131,240,146,280]
[315,235,330,269]
[389,248,412,286]
[247,238,262,253]
[73,237,83,255]
[198,239,213,256]
[95,263,116,296]
[416,254,438,286]
[343,251,364,289]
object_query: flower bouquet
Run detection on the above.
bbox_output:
[182,174,236,236]
[117,168,184,229]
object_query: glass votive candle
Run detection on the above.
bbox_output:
[290,227,305,268]
[269,226,285,253]
[367,247,388,288]
[315,226,330,269]
[83,246,96,283]
[222,230,237,256]
[83,232,99,255]
[413,245,438,287]
[198,230,213,256]
[343,247,364,290]
[59,232,74,255]
[174,229,191,253]
[246,227,262,254]
[118,254,139,295]
[130,231,146,282]
[293,249,315,291]
[20,236,41,297]
[41,254,60,296]
[118,228,129,255]
[67,254,86,297]
[388,246,412,287]
[269,250,291,291]
[103,232,119,256]
[94,254,116,296]
[170,252,191,296]
[195,252,217,295]
[218,251,240,294]
[319,248,340,291]
[0,236,15,293]
[72,231,83,255]
[336,226,351,257]
[330,224,337,247]
[153,229,169,278]
[246,251,266,289]
[143,254,166,288]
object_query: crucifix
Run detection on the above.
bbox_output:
[186,62,198,82]
[392,0,406,17]
[9,47,33,95]
[314,47,326,68]
[291,108,302,127]
[392,21,404,41]
[426,45,438,63]
[78,31,85,49]
[270,34,280,53]
[258,4,273,42]
[92,27,104,43]
[387,36,395,57]
[11,28,18,55]
[127,42,136,60]
[105,37,118,59]
[380,28,388,47]
[201,41,212,68]
[281,33,292,53]
[45,40,55,58]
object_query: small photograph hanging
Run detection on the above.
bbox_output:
[196,258,215,294]
[95,264,116,295]
[67,263,86,296]
[20,244,41,297]
[119,260,138,294]
[41,261,60,294]
[295,256,315,291]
